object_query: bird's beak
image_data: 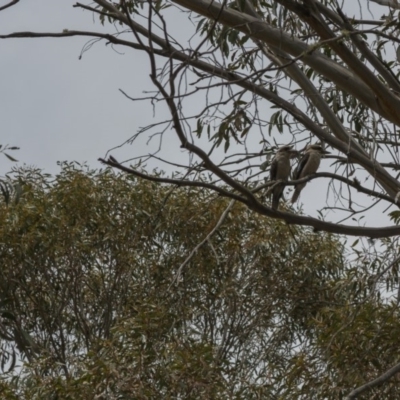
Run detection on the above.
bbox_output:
[322,150,330,154]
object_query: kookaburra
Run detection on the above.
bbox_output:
[270,144,296,210]
[291,144,330,203]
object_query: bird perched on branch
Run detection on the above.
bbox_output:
[269,144,297,210]
[291,144,330,203]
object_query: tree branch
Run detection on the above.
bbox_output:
[99,156,247,203]
[257,172,395,205]
[170,0,398,124]
[0,0,19,12]
[346,361,400,399]
[369,0,400,9]
[100,156,400,238]
[173,199,235,285]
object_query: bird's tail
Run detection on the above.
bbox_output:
[291,182,306,203]
[291,188,301,203]
[272,186,284,210]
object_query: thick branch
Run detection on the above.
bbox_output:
[259,172,395,205]
[100,156,400,238]
[276,0,400,125]
[170,0,398,124]
[239,1,366,155]
[318,3,400,93]
[369,0,400,9]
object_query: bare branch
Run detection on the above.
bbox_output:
[346,361,400,399]
[0,0,19,12]
[258,172,395,205]
[369,0,400,9]
[99,156,247,203]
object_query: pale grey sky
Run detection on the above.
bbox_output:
[0,0,176,173]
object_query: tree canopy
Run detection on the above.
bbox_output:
[0,163,397,399]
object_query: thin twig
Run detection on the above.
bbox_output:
[172,199,235,286]
[345,360,400,399]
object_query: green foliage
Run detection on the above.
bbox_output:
[0,164,397,398]
[0,144,20,205]
[194,102,251,152]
